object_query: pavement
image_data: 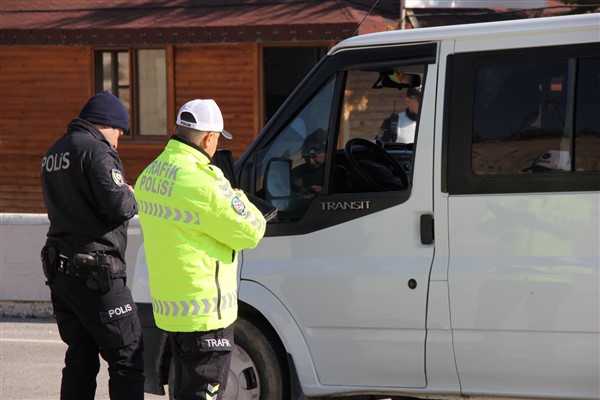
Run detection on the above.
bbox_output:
[0,317,166,400]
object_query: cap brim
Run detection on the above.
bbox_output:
[221,130,232,139]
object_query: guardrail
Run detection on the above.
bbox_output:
[0,213,143,317]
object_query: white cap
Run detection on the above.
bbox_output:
[176,99,232,139]
[531,149,570,171]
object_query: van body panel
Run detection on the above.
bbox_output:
[424,328,461,393]
[454,331,599,399]
[330,14,599,55]
[242,197,434,387]
[452,27,598,53]
[131,243,151,303]
[236,280,321,388]
[448,193,599,332]
[448,193,600,398]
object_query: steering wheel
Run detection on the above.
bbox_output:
[344,138,409,192]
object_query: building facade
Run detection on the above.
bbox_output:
[1,0,590,213]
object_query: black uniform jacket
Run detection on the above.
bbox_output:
[41,119,138,276]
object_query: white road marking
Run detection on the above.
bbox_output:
[1,338,63,344]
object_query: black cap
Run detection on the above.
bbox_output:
[302,129,327,157]
[79,90,130,131]
[406,87,422,101]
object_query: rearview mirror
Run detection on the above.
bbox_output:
[373,71,421,90]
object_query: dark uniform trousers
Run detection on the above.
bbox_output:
[169,325,234,400]
[50,274,144,400]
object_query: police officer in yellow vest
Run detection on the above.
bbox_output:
[135,99,266,400]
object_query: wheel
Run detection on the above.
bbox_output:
[226,317,289,399]
[344,138,408,192]
[168,317,289,400]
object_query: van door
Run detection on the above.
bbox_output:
[239,43,438,388]
[445,43,600,397]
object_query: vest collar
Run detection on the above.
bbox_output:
[170,135,212,161]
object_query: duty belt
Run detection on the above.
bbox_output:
[55,253,110,279]
[55,252,114,293]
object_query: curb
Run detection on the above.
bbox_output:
[0,301,54,319]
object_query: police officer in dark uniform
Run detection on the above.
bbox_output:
[291,128,328,195]
[40,90,144,400]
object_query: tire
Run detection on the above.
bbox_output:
[167,316,290,400]
[226,316,290,400]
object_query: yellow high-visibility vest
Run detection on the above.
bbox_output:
[135,138,266,332]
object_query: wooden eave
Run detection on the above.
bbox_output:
[0,0,401,45]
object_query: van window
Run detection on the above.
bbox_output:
[472,56,600,175]
[256,77,335,220]
[574,57,600,171]
[336,67,425,191]
[446,44,600,194]
[256,64,427,223]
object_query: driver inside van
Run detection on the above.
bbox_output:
[377,87,421,145]
[291,128,328,195]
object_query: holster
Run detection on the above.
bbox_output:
[75,252,113,294]
[40,245,57,286]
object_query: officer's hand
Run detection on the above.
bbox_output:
[126,184,135,193]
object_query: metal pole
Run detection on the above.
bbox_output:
[400,0,406,30]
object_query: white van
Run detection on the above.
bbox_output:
[132,13,600,400]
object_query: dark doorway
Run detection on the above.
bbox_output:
[263,46,328,123]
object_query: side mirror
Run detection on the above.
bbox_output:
[264,158,292,200]
[264,157,317,221]
[264,158,297,220]
[212,149,237,187]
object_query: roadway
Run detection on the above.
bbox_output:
[0,317,165,400]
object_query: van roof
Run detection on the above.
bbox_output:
[330,13,599,55]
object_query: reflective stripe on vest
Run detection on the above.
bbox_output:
[151,290,238,317]
[137,199,200,224]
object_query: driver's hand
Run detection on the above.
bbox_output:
[293,183,324,197]
[308,185,324,194]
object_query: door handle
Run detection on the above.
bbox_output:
[420,214,434,245]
